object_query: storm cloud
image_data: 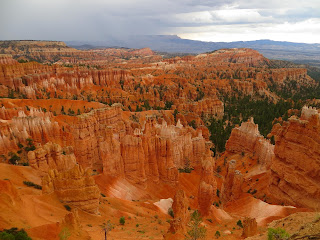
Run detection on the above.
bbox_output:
[1,0,319,43]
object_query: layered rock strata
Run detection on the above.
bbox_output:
[242,217,258,238]
[42,164,100,214]
[225,118,274,169]
[221,160,243,204]
[28,142,76,175]
[198,150,217,216]
[167,189,189,235]
[269,106,320,210]
[72,107,212,185]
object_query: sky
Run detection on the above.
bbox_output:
[1,0,320,43]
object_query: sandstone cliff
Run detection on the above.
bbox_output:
[242,217,258,238]
[166,189,189,237]
[73,107,212,185]
[225,118,274,169]
[269,106,320,210]
[42,164,100,214]
[198,152,217,216]
[28,142,76,175]
[221,160,243,204]
[0,54,17,65]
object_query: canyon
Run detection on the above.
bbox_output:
[0,42,319,239]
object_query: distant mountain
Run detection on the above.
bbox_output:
[66,35,320,67]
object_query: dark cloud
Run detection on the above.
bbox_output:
[0,0,319,42]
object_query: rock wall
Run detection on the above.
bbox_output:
[42,164,100,215]
[242,217,258,238]
[28,142,77,175]
[0,54,17,65]
[221,160,243,204]
[71,106,212,185]
[0,108,62,155]
[269,106,320,210]
[198,151,217,216]
[167,189,189,235]
[225,118,274,169]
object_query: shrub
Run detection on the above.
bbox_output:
[9,154,20,164]
[0,228,31,240]
[215,230,221,238]
[267,228,290,240]
[119,216,125,225]
[23,181,42,190]
[237,220,243,228]
[186,210,206,240]
[59,227,70,240]
[189,120,197,129]
[216,189,220,197]
[64,205,71,211]
[168,208,174,218]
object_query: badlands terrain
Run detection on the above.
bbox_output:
[0,40,320,239]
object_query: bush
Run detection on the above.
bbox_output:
[119,216,125,225]
[64,205,71,211]
[23,181,42,190]
[215,230,221,238]
[9,154,20,165]
[237,220,243,228]
[168,208,174,218]
[0,228,31,240]
[187,210,206,240]
[189,120,197,129]
[267,228,290,240]
[216,189,220,197]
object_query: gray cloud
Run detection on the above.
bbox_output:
[0,0,319,43]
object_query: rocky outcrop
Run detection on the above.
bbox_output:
[269,106,320,210]
[225,118,274,169]
[60,209,81,232]
[0,54,17,65]
[72,106,212,185]
[175,98,224,118]
[242,217,258,238]
[42,164,100,214]
[72,105,125,170]
[0,108,61,155]
[221,160,243,204]
[167,189,189,235]
[205,48,269,67]
[28,142,77,175]
[198,150,217,216]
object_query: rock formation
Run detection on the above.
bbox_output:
[167,189,189,235]
[269,106,320,210]
[42,164,100,214]
[72,107,212,185]
[221,160,243,204]
[225,118,274,169]
[60,208,81,232]
[0,54,17,65]
[242,217,258,238]
[28,142,77,175]
[198,147,217,216]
